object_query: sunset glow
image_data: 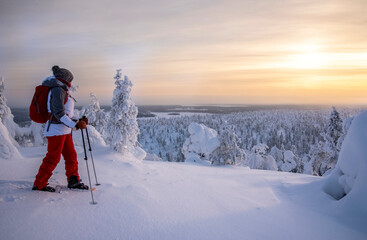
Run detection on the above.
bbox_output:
[0,0,366,107]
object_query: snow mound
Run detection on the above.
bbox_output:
[72,125,106,148]
[182,123,220,162]
[133,146,147,161]
[324,110,367,210]
[184,152,202,163]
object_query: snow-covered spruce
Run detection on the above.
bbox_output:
[310,107,344,176]
[105,69,145,160]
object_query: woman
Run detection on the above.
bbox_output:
[33,65,89,192]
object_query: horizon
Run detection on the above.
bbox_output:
[1,0,367,107]
[7,102,367,110]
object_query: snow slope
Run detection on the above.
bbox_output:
[1,145,366,240]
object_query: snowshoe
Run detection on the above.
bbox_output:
[32,184,56,192]
[67,175,89,190]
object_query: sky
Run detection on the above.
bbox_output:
[0,0,366,107]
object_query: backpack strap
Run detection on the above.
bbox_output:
[46,86,70,131]
[46,114,54,132]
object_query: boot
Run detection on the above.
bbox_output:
[67,175,89,190]
[32,184,55,192]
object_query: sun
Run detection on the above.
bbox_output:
[286,44,329,69]
[289,52,328,69]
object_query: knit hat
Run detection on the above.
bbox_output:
[52,65,74,87]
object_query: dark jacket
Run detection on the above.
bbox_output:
[42,77,69,124]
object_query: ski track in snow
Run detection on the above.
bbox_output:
[0,146,366,240]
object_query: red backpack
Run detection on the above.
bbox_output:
[29,85,52,123]
[29,83,70,124]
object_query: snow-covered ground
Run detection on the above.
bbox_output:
[1,145,366,240]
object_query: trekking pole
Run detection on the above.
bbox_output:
[85,126,100,186]
[81,128,97,205]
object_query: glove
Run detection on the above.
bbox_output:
[80,116,89,125]
[76,120,87,130]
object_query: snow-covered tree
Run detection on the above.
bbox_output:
[0,77,11,122]
[327,107,343,150]
[309,141,332,176]
[137,107,360,172]
[312,107,344,176]
[210,125,246,165]
[246,144,277,170]
[0,120,21,160]
[0,78,18,141]
[105,69,143,158]
[269,146,283,165]
[182,122,220,163]
[29,121,45,146]
[279,150,297,172]
[270,145,302,173]
[81,93,108,136]
[0,77,21,159]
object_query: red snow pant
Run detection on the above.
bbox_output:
[33,134,79,189]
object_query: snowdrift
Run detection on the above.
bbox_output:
[324,110,367,212]
[1,146,366,240]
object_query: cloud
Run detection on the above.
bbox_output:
[1,0,367,106]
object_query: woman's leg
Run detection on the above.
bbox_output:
[62,133,79,181]
[33,135,66,189]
